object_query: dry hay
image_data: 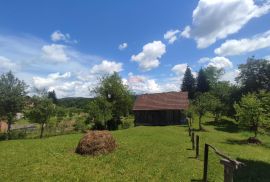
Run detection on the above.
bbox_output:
[75,130,117,156]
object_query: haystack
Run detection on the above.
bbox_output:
[76,130,117,156]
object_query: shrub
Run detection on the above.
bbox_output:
[120,116,134,129]
[75,130,117,155]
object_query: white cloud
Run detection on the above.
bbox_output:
[90,60,123,75]
[180,26,191,38]
[118,43,128,50]
[198,57,210,64]
[0,56,18,72]
[131,41,166,71]
[41,44,69,63]
[171,64,188,76]
[164,29,180,44]
[264,55,270,60]
[185,0,270,48]
[199,56,233,69]
[220,69,240,83]
[215,30,270,56]
[51,30,77,43]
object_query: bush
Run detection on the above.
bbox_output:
[75,130,117,155]
[120,116,134,129]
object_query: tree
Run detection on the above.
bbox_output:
[87,97,112,130]
[181,66,196,99]
[48,90,58,104]
[92,72,133,130]
[27,95,54,138]
[193,92,214,130]
[236,57,270,93]
[196,68,210,93]
[204,66,224,87]
[234,93,267,139]
[0,71,27,140]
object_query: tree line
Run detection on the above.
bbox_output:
[182,57,270,141]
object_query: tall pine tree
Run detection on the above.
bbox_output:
[196,68,210,93]
[181,66,195,99]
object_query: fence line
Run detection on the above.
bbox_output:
[186,126,244,182]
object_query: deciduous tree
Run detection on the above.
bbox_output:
[0,71,27,140]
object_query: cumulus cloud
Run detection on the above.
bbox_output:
[0,56,19,72]
[171,64,188,76]
[90,60,123,75]
[184,0,270,48]
[51,30,77,43]
[198,57,233,69]
[118,43,128,50]
[220,69,240,83]
[131,41,166,71]
[180,26,191,38]
[215,30,270,56]
[32,72,71,89]
[42,44,69,63]
[164,29,180,44]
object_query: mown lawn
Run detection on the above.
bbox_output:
[0,121,270,182]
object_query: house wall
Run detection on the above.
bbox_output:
[134,110,186,126]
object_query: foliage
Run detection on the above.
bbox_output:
[193,92,214,130]
[196,68,210,93]
[87,97,112,130]
[26,95,55,138]
[236,57,270,93]
[92,72,133,130]
[120,115,134,129]
[58,97,93,110]
[48,90,58,104]
[234,93,269,138]
[204,66,224,87]
[56,106,66,123]
[181,66,196,99]
[0,71,27,139]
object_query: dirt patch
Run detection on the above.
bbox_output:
[75,130,117,156]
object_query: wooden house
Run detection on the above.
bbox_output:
[133,92,189,126]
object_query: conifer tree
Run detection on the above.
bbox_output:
[181,66,195,99]
[196,68,210,93]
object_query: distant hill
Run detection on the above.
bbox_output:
[57,97,93,109]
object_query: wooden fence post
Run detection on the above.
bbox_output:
[203,144,209,182]
[191,132,195,150]
[188,125,191,136]
[220,159,235,182]
[196,135,199,159]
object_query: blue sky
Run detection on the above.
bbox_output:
[0,0,270,97]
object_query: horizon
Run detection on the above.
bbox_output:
[0,0,270,98]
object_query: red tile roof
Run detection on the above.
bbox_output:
[133,92,189,111]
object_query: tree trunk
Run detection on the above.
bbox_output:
[199,115,202,130]
[6,114,13,140]
[40,123,45,138]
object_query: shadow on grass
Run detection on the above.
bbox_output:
[234,158,270,182]
[224,138,270,149]
[204,119,239,133]
[190,179,203,182]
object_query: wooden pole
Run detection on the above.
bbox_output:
[220,159,235,182]
[203,144,209,182]
[188,125,191,136]
[191,132,195,150]
[196,135,199,159]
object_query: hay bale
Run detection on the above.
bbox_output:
[75,130,117,156]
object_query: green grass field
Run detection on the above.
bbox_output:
[0,120,270,182]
